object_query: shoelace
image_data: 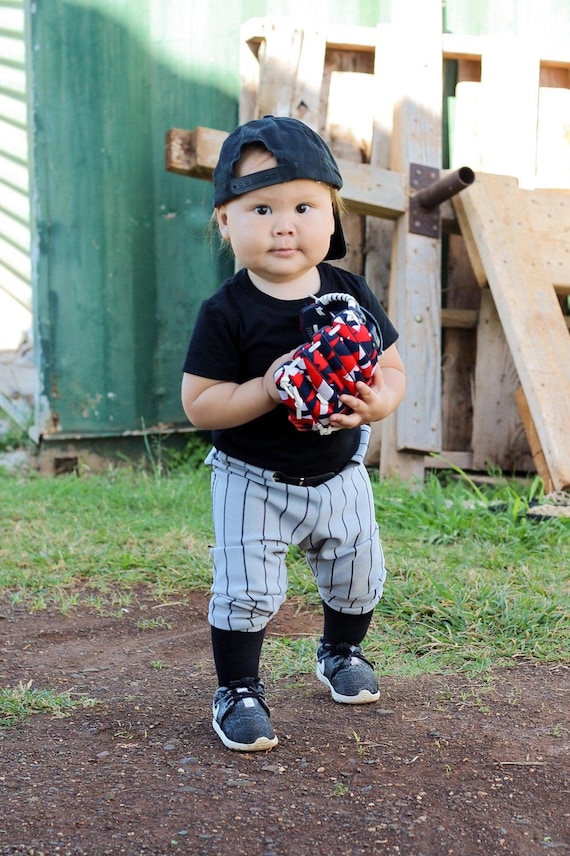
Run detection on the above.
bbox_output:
[322,643,374,671]
[225,679,270,709]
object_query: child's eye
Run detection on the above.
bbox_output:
[296,203,310,214]
[254,205,271,215]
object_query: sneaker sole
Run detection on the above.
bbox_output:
[316,667,380,704]
[212,718,278,752]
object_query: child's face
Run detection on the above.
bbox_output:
[217,147,335,285]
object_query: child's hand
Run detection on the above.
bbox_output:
[328,374,387,428]
[328,344,406,429]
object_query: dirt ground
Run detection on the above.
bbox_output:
[0,589,568,856]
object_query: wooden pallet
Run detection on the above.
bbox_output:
[454,175,570,491]
[166,5,570,487]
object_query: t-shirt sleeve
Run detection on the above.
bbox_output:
[182,297,241,381]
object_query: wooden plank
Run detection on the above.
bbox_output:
[364,23,397,466]
[165,126,407,219]
[455,173,570,491]
[165,126,227,177]
[326,70,373,274]
[325,67,375,455]
[239,20,260,123]
[523,189,570,291]
[333,161,406,218]
[253,20,327,127]
[451,44,544,476]
[255,20,304,118]
[424,451,473,471]
[241,17,378,56]
[515,387,554,493]
[290,26,328,129]
[242,22,570,68]
[441,307,478,329]
[471,288,532,473]
[380,0,443,478]
[365,22,397,309]
[442,48,483,456]
[441,241,480,453]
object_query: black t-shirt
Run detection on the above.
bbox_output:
[183,262,399,476]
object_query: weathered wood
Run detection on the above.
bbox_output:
[326,71,373,274]
[165,126,407,219]
[243,20,570,68]
[165,127,227,178]
[364,22,395,311]
[515,387,554,493]
[441,308,479,329]
[332,161,406,219]
[241,17,378,57]
[442,48,483,455]
[380,0,443,478]
[455,173,570,490]
[424,451,474,471]
[523,189,570,290]
[253,20,327,127]
[441,230,480,452]
[471,288,532,472]
[364,23,398,466]
[451,43,549,477]
[166,17,570,487]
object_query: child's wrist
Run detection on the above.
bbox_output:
[265,376,281,405]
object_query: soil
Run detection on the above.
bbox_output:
[0,589,568,856]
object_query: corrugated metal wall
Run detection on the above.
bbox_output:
[0,0,31,350]
[13,0,570,452]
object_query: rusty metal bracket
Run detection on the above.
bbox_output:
[409,164,475,237]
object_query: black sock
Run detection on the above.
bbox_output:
[210,625,266,687]
[321,601,374,646]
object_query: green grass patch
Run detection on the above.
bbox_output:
[0,460,568,679]
[0,464,213,608]
[0,681,98,728]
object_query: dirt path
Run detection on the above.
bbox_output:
[1,590,568,856]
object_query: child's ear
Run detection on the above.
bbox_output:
[217,208,230,241]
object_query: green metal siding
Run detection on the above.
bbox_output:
[29,2,160,434]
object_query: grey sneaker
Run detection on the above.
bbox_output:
[212,677,278,751]
[316,640,380,704]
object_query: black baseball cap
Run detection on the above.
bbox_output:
[212,115,347,260]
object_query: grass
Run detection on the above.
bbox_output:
[0,681,97,727]
[1,442,569,685]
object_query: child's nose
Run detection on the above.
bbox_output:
[273,217,295,235]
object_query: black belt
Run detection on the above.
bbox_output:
[272,470,338,487]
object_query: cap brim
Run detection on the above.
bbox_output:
[324,210,347,261]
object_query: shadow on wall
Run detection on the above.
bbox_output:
[28,0,238,439]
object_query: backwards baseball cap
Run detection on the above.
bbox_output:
[213,115,346,260]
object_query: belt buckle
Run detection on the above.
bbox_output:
[272,471,306,486]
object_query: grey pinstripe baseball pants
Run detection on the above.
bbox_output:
[205,426,386,632]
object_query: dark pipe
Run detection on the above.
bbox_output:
[415,166,475,210]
